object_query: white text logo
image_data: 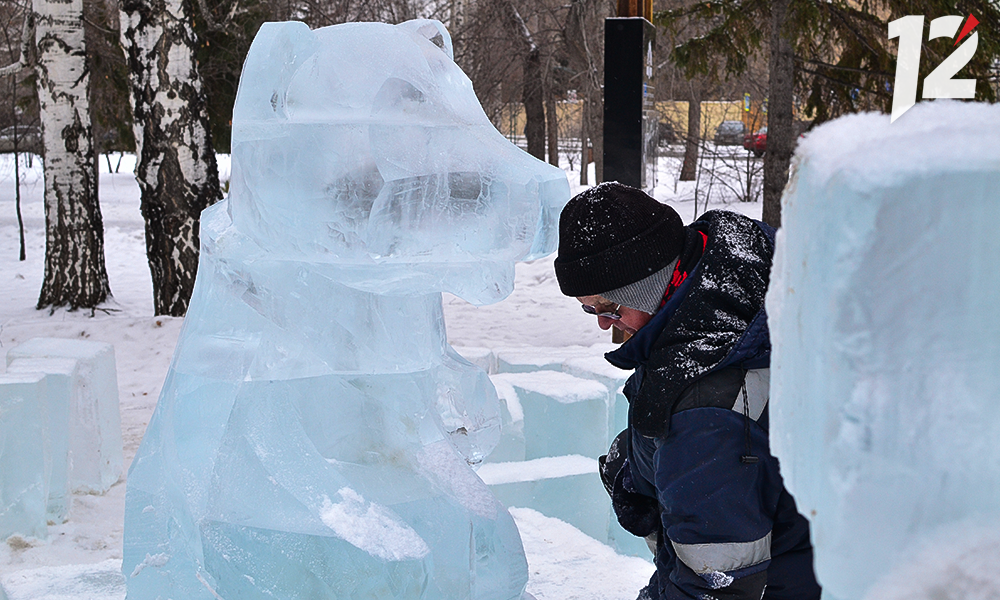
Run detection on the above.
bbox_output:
[888,14,979,122]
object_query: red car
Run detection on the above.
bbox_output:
[743,127,766,157]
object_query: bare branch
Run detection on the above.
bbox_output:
[195,0,241,33]
[795,56,892,78]
[0,11,34,77]
[798,66,892,98]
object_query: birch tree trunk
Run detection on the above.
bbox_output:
[119,0,221,316]
[34,0,111,309]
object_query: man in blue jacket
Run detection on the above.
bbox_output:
[554,182,821,600]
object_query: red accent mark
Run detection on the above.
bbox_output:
[956,14,979,46]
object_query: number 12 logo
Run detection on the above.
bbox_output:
[888,14,979,122]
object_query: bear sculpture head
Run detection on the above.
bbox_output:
[226,19,569,304]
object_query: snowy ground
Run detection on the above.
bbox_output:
[0,149,762,599]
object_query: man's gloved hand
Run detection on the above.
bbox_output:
[611,463,660,537]
[598,430,629,496]
[599,430,660,538]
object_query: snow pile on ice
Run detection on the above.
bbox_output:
[767,100,1000,600]
[122,18,569,600]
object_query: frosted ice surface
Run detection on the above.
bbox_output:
[4,357,76,523]
[767,101,1000,600]
[0,559,125,600]
[0,373,50,540]
[123,18,568,600]
[6,337,123,494]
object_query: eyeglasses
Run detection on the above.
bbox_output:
[582,303,622,320]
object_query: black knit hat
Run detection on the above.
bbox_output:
[554,182,686,297]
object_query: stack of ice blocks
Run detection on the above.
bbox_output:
[456,344,650,559]
[0,338,123,539]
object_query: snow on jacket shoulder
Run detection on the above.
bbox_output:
[631,210,774,437]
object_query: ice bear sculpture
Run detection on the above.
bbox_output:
[123,19,569,600]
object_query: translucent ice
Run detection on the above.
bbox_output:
[123,18,568,600]
[478,456,608,541]
[0,373,50,540]
[766,101,1000,600]
[474,352,644,559]
[5,358,75,523]
[491,371,609,461]
[5,337,123,495]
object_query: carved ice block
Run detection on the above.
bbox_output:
[0,372,50,539]
[6,338,123,494]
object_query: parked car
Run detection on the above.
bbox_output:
[0,125,42,154]
[713,120,746,146]
[743,127,767,157]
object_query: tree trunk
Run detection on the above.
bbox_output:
[564,0,607,184]
[589,84,604,183]
[580,97,589,185]
[545,79,559,167]
[763,0,794,228]
[680,87,700,181]
[120,0,222,316]
[34,0,111,309]
[522,48,546,160]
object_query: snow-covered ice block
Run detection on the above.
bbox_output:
[5,358,76,523]
[478,456,609,541]
[490,371,610,460]
[492,346,629,452]
[489,375,526,462]
[561,347,627,386]
[493,345,615,375]
[453,346,496,374]
[0,559,125,600]
[6,338,123,494]
[0,373,50,539]
[767,101,1000,600]
[494,347,571,373]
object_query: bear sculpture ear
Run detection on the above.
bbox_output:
[396,19,454,60]
[232,21,319,127]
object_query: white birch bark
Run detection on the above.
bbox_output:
[120,0,221,316]
[34,0,111,309]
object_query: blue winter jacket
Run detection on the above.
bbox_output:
[605,211,821,600]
